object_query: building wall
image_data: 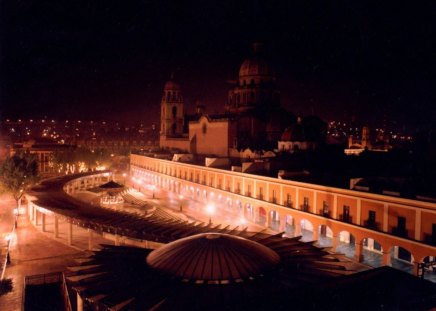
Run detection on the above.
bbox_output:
[130,154,436,263]
[188,116,232,156]
[159,136,190,152]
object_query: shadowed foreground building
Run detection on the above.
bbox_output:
[68,234,436,310]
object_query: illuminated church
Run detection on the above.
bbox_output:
[160,43,309,157]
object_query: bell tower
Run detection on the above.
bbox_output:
[160,76,184,137]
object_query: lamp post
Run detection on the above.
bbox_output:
[206,203,215,225]
[151,185,156,199]
[179,195,183,212]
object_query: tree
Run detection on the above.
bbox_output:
[0,153,39,208]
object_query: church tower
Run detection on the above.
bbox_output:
[160,77,184,137]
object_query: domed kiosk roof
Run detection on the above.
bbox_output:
[146,233,280,282]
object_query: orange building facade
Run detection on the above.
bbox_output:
[131,154,436,274]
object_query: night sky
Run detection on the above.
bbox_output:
[1,1,435,130]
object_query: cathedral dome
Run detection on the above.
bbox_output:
[239,42,275,80]
[146,233,280,282]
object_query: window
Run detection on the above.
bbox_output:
[343,205,350,221]
[286,194,292,207]
[397,216,406,230]
[322,201,329,216]
[303,197,309,211]
[172,106,177,117]
[369,211,376,223]
[259,187,263,200]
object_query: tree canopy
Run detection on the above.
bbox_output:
[0,153,39,203]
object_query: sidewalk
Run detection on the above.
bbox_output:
[0,210,86,311]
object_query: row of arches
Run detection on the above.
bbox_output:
[131,170,436,280]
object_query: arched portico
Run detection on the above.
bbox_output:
[258,207,267,226]
[390,246,414,275]
[269,210,280,231]
[300,219,314,242]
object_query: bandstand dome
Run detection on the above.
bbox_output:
[146,233,280,282]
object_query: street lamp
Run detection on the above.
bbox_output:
[151,185,156,199]
[179,195,183,212]
[206,203,215,225]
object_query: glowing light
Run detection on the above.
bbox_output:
[206,203,215,216]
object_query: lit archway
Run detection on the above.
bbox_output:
[269,210,280,231]
[420,256,436,282]
[258,207,267,227]
[336,231,356,259]
[390,246,414,275]
[317,225,333,247]
[360,237,384,267]
[300,219,314,242]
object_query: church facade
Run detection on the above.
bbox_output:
[159,43,293,157]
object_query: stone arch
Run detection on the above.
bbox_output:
[419,256,436,281]
[258,207,267,227]
[269,210,280,231]
[317,224,333,247]
[357,237,385,267]
[389,245,415,274]
[245,203,254,221]
[299,219,314,242]
[335,230,356,259]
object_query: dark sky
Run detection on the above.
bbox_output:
[1,0,435,130]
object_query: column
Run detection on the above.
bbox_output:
[382,251,391,266]
[67,222,73,246]
[279,215,286,232]
[41,213,46,232]
[415,210,421,240]
[312,191,317,213]
[356,199,362,225]
[331,235,338,251]
[332,194,338,219]
[77,293,84,311]
[312,228,319,241]
[265,210,270,228]
[413,261,421,277]
[383,204,388,232]
[54,216,59,238]
[88,229,93,250]
[279,185,284,207]
[35,209,39,226]
[354,242,364,262]
[294,223,301,237]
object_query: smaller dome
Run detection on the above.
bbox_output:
[164,80,181,91]
[146,233,280,282]
[239,43,275,80]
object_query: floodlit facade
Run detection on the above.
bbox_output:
[130,153,436,274]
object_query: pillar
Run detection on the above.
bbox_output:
[35,209,39,226]
[67,222,73,246]
[279,215,286,232]
[265,211,270,228]
[41,213,46,232]
[413,261,421,277]
[312,228,319,242]
[54,216,59,238]
[382,251,391,266]
[331,235,338,251]
[77,293,84,311]
[88,229,93,250]
[354,243,364,262]
[294,223,302,237]
[114,234,120,246]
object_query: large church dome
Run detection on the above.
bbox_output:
[238,42,275,83]
[146,233,280,282]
